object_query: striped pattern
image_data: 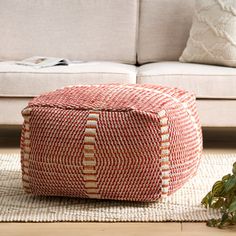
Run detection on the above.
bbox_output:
[21,84,202,202]
[158,110,170,196]
[82,111,100,199]
[21,108,32,193]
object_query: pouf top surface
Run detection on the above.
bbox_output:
[29,84,193,113]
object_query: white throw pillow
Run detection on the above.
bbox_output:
[179,0,236,67]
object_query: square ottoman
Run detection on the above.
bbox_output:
[21,84,202,202]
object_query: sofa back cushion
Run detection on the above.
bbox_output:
[0,0,138,64]
[138,0,195,64]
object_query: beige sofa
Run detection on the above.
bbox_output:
[0,0,235,127]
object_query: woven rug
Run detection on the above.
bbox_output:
[0,153,235,222]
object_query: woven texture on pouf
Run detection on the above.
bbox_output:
[21,84,202,202]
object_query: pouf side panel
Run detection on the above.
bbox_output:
[21,105,164,202]
[22,106,89,197]
[133,84,202,197]
[167,95,202,195]
[183,93,203,172]
[94,110,162,202]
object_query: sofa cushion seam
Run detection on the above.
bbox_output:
[0,71,136,75]
[137,74,236,77]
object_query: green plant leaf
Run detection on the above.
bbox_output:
[229,200,236,213]
[233,162,236,176]
[212,198,225,209]
[232,213,236,222]
[222,174,231,182]
[224,176,236,193]
[202,162,236,228]
[212,181,224,197]
[207,219,220,227]
[201,192,211,207]
[219,213,230,228]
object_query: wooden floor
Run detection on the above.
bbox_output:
[0,127,236,235]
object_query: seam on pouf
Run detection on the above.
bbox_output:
[82,110,101,199]
[158,109,170,197]
[21,107,32,193]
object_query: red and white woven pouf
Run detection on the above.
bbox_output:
[21,84,202,202]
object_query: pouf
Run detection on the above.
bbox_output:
[21,84,202,202]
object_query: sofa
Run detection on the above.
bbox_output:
[0,0,235,127]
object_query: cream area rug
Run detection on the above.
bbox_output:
[0,153,235,222]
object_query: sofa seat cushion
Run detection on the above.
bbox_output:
[0,61,136,97]
[138,62,236,99]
